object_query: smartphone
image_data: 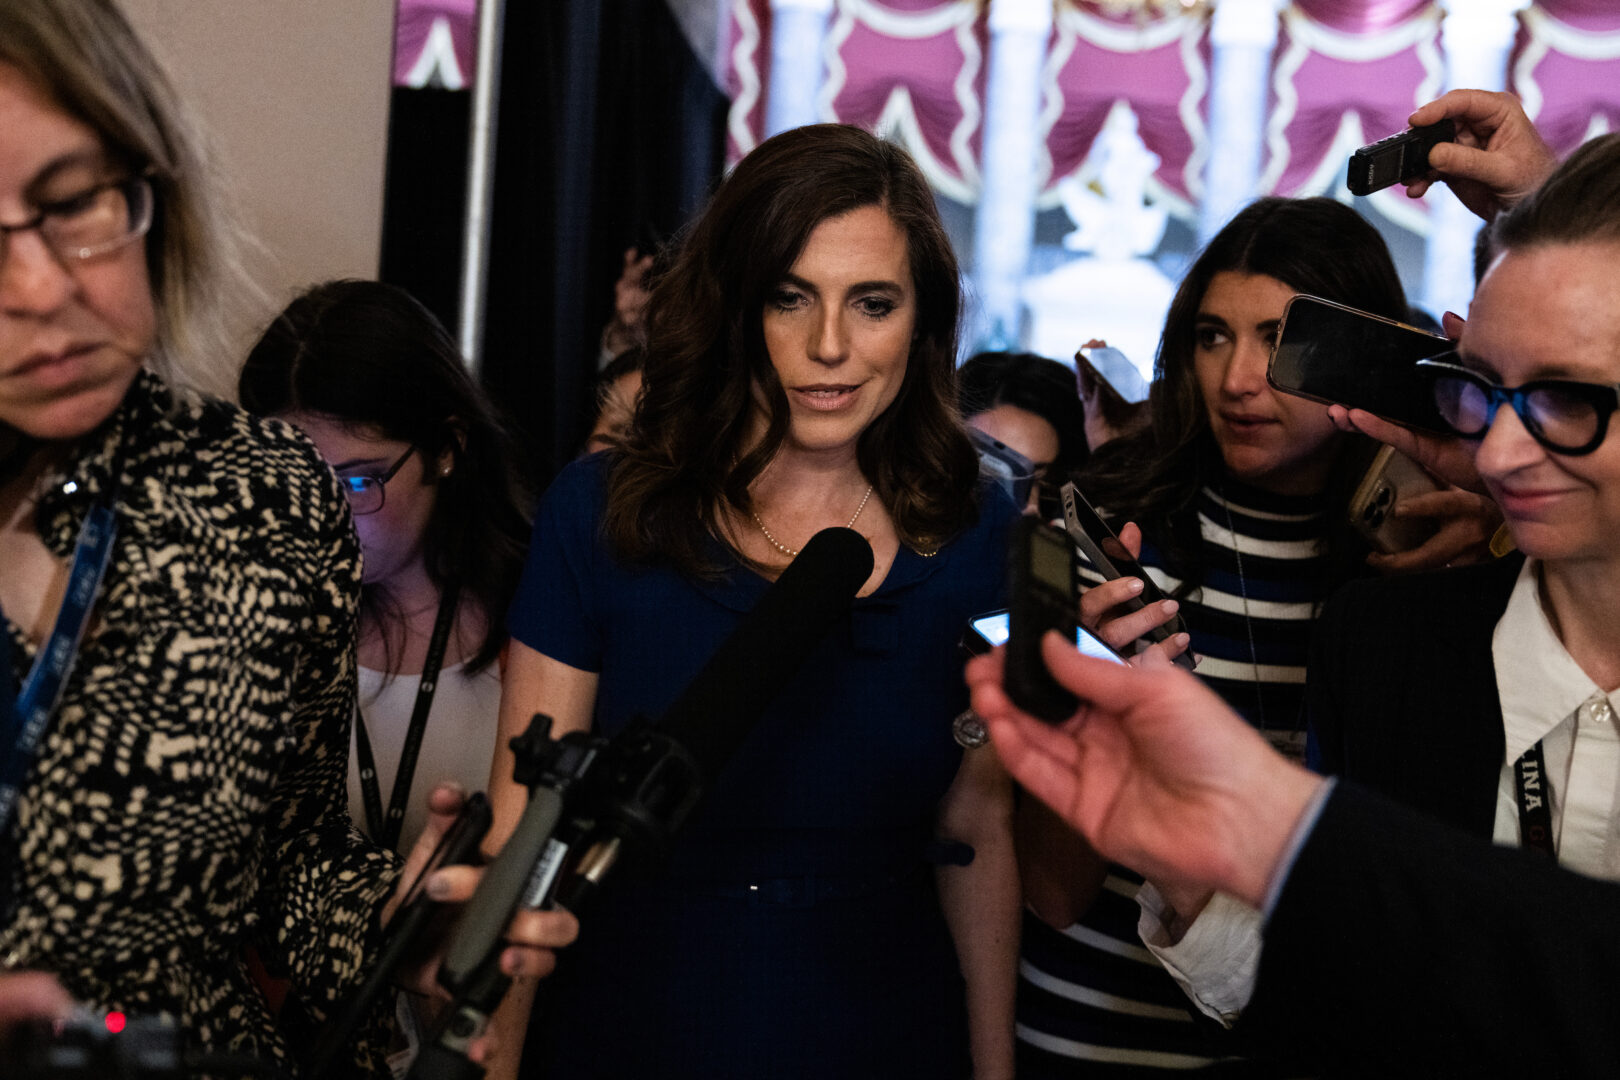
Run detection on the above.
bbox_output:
[1059,482,1196,671]
[1347,119,1455,196]
[1075,344,1149,404]
[964,609,1127,666]
[1005,516,1082,723]
[1267,294,1451,433]
[1347,445,1443,554]
[969,425,1038,509]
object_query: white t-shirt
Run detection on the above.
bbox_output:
[346,659,504,855]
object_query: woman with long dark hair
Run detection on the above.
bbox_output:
[240,278,532,854]
[1016,197,1407,1078]
[493,123,1018,1079]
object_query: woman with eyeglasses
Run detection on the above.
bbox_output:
[240,279,533,857]
[0,1,566,1070]
[1304,128,1620,929]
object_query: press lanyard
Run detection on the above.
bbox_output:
[0,460,122,838]
[1513,739,1556,858]
[354,584,460,852]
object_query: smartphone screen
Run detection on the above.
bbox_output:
[967,610,1125,666]
[1267,295,1450,432]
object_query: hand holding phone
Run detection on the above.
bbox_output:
[1348,446,1443,554]
[1061,483,1196,671]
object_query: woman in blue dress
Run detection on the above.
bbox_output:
[491,124,1019,1079]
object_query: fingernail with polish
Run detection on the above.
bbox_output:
[426,873,450,901]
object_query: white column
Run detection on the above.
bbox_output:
[766,0,834,136]
[1424,0,1530,317]
[1199,0,1281,242]
[969,0,1053,351]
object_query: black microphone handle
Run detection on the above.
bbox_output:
[657,525,873,782]
[438,784,565,991]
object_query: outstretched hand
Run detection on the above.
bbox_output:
[1405,89,1557,221]
[967,637,1322,908]
[1327,404,1484,495]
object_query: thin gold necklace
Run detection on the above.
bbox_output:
[751,483,873,558]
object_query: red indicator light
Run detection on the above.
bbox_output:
[105,1012,127,1034]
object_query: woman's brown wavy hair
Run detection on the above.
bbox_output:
[603,123,980,574]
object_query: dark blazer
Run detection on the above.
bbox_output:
[1305,553,1523,836]
[1244,555,1620,1078]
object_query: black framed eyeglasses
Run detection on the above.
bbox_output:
[339,446,415,516]
[1416,354,1620,456]
[0,175,155,268]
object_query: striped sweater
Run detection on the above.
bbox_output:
[1018,479,1343,1078]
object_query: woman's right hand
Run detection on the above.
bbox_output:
[388,783,581,988]
[1077,520,1191,663]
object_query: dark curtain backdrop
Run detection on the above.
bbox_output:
[381,0,727,491]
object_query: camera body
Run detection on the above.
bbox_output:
[13,1011,180,1079]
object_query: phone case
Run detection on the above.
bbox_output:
[1348,445,1443,554]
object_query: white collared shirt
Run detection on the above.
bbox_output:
[1490,558,1620,879]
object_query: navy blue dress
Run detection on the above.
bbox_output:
[509,455,1013,1079]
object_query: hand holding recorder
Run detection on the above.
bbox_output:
[969,637,1323,908]
[1402,89,1558,220]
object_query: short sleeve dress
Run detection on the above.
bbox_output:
[509,453,1013,1080]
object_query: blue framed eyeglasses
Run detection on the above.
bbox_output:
[339,446,415,515]
[1416,354,1620,457]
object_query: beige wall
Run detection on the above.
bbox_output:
[121,0,396,335]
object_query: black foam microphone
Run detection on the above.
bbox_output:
[658,524,874,781]
[420,525,875,1064]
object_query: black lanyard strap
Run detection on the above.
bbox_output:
[1513,738,1556,858]
[0,441,125,838]
[355,584,461,852]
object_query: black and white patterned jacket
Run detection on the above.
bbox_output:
[0,371,399,1074]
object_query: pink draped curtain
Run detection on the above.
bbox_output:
[394,0,478,87]
[718,0,1620,207]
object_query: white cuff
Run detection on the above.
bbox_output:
[1136,884,1264,1028]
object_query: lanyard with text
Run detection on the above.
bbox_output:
[1513,739,1556,858]
[0,476,122,838]
[355,583,460,852]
